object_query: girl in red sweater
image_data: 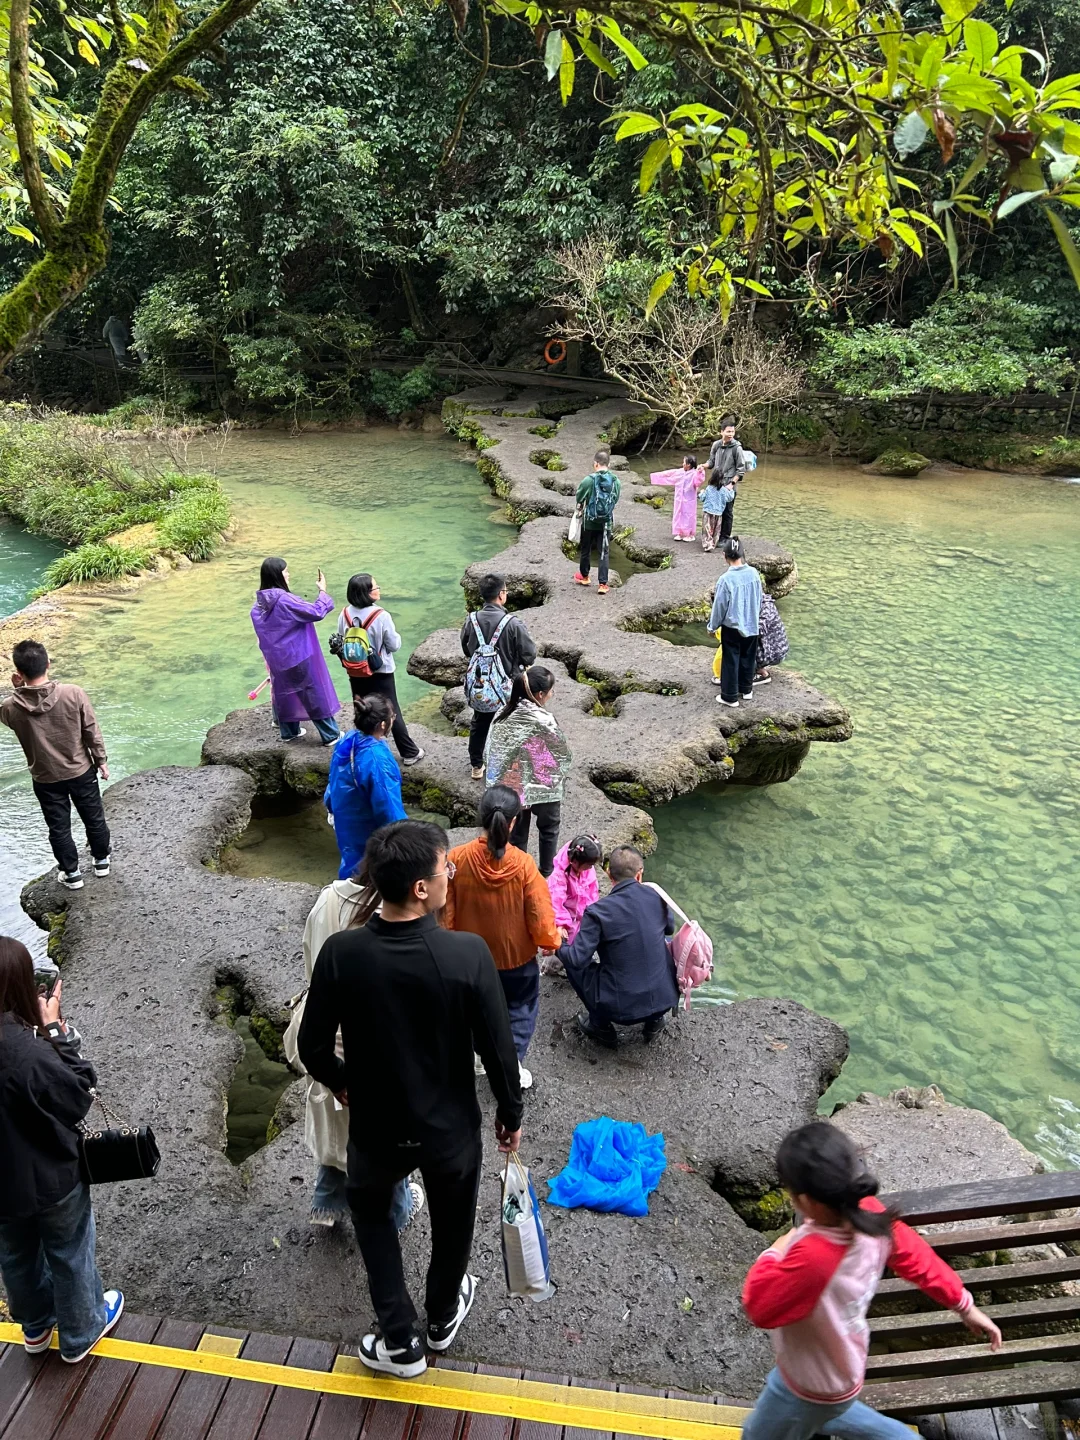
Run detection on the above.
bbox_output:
[741,1123,1001,1440]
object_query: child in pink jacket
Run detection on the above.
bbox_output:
[741,1122,1002,1440]
[542,835,601,975]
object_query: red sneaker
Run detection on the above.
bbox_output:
[597,583,609,594]
[572,572,591,586]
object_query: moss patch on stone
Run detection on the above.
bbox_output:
[45,909,68,963]
[529,448,568,472]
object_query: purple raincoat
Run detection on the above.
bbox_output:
[250,587,340,724]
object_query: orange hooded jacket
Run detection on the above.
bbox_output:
[443,836,560,971]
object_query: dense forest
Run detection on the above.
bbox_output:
[4,0,1080,418]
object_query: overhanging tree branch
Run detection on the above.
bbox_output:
[8,0,59,247]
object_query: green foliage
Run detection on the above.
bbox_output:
[39,540,151,590]
[0,408,230,585]
[813,288,1074,398]
[366,364,443,420]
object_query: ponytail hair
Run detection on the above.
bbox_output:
[775,1123,896,1237]
[723,535,744,562]
[567,833,602,867]
[478,784,522,860]
[345,858,382,929]
[496,663,556,723]
[352,692,395,735]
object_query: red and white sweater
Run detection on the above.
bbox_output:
[742,1197,972,1404]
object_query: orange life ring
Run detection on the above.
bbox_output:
[544,338,567,366]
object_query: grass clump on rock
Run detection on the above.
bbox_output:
[0,406,231,589]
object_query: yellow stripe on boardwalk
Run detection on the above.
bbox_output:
[0,1323,745,1440]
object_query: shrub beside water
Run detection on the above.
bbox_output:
[0,408,231,589]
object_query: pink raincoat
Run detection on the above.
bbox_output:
[546,843,600,941]
[650,466,706,540]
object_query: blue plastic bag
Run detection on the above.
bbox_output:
[547,1117,666,1217]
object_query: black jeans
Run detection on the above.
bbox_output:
[719,498,735,540]
[720,626,759,702]
[347,1136,482,1348]
[33,765,110,875]
[511,801,561,877]
[578,527,610,585]
[468,708,496,770]
[349,671,420,760]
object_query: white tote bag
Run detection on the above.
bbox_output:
[568,506,583,545]
[501,1152,556,1302]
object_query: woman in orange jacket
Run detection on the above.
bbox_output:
[444,785,563,1090]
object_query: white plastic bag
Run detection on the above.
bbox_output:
[568,507,583,545]
[501,1152,555,1302]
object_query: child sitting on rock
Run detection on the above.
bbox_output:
[542,834,602,975]
[740,1122,1002,1440]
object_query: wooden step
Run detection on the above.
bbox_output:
[919,1217,1080,1258]
[863,1361,1080,1418]
[883,1174,1080,1227]
[876,1254,1080,1297]
[871,1294,1080,1336]
[866,1331,1080,1380]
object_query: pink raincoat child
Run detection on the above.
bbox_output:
[542,834,602,975]
[650,455,707,541]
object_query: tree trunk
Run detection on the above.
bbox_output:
[0,225,110,370]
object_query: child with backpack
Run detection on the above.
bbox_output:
[542,834,602,975]
[573,449,621,594]
[741,1122,1002,1440]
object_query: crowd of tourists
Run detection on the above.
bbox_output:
[0,417,1009,1422]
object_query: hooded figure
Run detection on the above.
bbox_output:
[250,577,340,729]
[324,727,407,880]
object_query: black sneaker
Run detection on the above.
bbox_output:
[58,870,84,890]
[576,1011,618,1049]
[358,1332,427,1378]
[93,855,111,877]
[427,1274,477,1353]
[642,1013,668,1043]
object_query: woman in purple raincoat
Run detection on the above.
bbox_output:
[251,557,342,745]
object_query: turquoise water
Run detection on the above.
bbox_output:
[0,520,59,616]
[640,456,1080,1165]
[0,428,506,949]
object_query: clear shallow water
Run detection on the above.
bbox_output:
[0,429,505,951]
[638,456,1080,1165]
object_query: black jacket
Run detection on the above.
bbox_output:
[557,880,678,1024]
[460,603,536,678]
[298,912,523,1160]
[0,1014,96,1219]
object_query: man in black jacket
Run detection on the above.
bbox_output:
[556,846,678,1048]
[460,572,537,780]
[298,820,523,1378]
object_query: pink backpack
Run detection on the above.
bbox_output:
[645,882,714,1009]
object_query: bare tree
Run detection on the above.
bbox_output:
[549,233,803,442]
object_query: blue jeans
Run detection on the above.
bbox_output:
[0,1182,107,1360]
[314,1165,413,1232]
[499,959,540,1061]
[743,1368,914,1440]
[280,716,340,744]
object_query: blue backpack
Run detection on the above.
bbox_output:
[584,469,619,525]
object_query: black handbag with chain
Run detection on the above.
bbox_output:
[78,1090,160,1185]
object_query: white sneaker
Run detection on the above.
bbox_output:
[282,727,308,743]
[402,749,425,767]
[426,1274,478,1353]
[518,1063,533,1090]
[716,697,739,708]
[741,693,754,700]
[407,1180,426,1220]
[58,870,84,890]
[474,1052,486,1076]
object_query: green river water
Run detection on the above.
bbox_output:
[2,431,1079,1166]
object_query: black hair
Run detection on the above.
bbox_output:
[775,1123,896,1237]
[608,845,644,881]
[594,448,610,467]
[567,834,602,867]
[353,693,395,735]
[346,573,376,610]
[478,784,522,860]
[12,639,48,680]
[364,820,447,905]
[0,936,43,1030]
[720,414,738,430]
[345,857,383,929]
[259,557,289,592]
[496,663,556,723]
[479,572,506,603]
[723,536,744,562]
[683,454,697,467]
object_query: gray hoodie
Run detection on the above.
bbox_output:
[0,681,106,783]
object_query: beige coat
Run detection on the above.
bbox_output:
[283,878,366,1171]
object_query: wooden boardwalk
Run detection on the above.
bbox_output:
[0,1315,746,1440]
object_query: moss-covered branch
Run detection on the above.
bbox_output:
[0,0,262,369]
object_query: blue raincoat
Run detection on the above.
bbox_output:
[547,1116,667,1216]
[324,731,407,880]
